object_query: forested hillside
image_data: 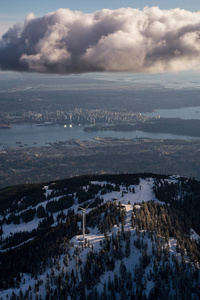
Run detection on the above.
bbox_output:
[0,173,200,299]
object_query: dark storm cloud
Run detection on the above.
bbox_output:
[0,7,200,74]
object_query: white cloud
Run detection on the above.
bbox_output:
[0,7,200,73]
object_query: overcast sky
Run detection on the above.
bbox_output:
[0,0,200,74]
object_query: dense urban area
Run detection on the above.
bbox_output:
[1,137,200,187]
[1,108,149,126]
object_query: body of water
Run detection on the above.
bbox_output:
[144,106,200,120]
[0,123,200,149]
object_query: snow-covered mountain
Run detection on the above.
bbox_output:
[0,173,200,299]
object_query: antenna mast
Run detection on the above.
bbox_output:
[78,202,91,240]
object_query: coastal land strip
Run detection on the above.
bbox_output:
[84,118,200,137]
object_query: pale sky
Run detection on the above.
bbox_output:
[0,0,200,37]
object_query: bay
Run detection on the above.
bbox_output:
[0,123,200,149]
[144,106,200,120]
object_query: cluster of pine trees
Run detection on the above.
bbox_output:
[153,177,200,236]
[7,226,200,299]
[0,173,200,299]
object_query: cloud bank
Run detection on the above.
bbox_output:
[0,7,200,74]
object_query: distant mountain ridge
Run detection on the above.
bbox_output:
[0,173,200,299]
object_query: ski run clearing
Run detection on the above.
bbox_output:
[0,176,199,299]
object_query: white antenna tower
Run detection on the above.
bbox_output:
[78,202,91,240]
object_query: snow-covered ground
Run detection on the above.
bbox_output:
[0,176,199,299]
[190,228,200,243]
[1,177,162,247]
[0,194,187,300]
